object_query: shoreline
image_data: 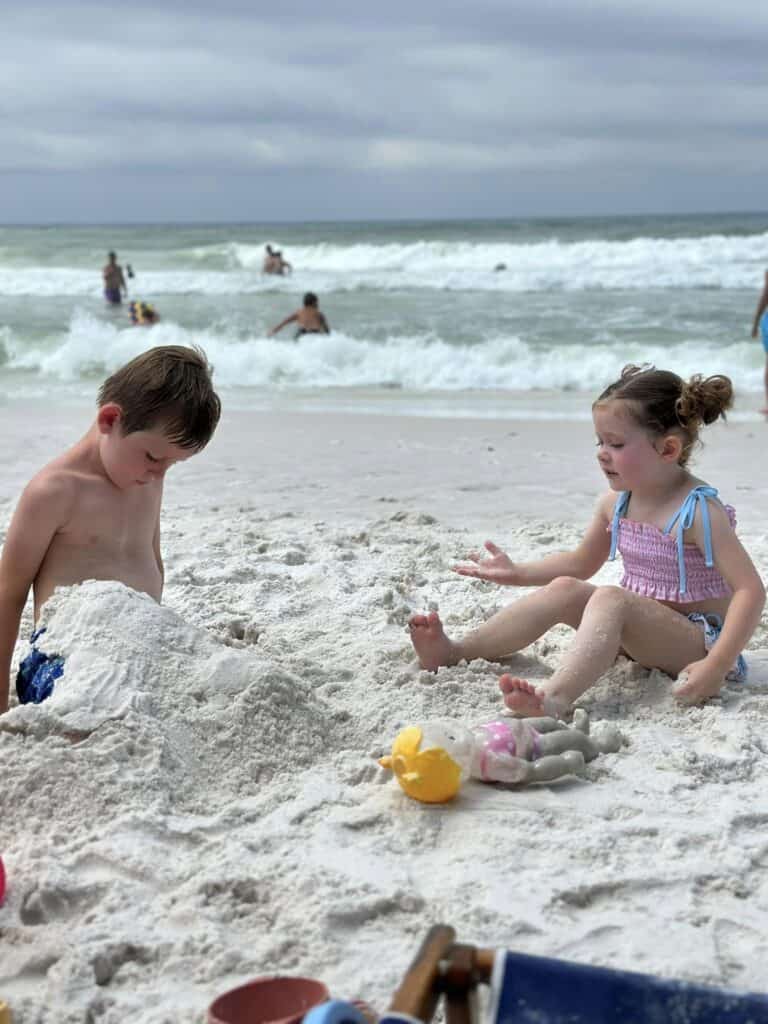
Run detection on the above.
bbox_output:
[1,400,766,531]
[2,381,768,423]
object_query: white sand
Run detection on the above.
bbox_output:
[1,404,767,1023]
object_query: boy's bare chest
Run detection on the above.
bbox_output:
[33,476,164,612]
[61,480,161,549]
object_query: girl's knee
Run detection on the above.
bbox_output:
[545,576,594,624]
[586,585,629,615]
[547,576,590,598]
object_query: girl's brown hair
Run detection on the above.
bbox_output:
[594,364,733,466]
[98,345,221,450]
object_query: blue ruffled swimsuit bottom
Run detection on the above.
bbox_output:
[687,612,748,683]
[16,629,65,704]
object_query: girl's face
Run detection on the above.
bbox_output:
[592,401,672,491]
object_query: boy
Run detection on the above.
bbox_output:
[270,292,331,339]
[0,345,221,712]
[268,292,330,339]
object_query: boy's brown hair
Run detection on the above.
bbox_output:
[98,345,221,450]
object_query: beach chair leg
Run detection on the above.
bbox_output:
[444,987,472,1024]
[443,944,482,1024]
[387,925,456,1023]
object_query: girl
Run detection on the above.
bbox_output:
[409,365,766,717]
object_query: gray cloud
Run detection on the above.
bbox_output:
[1,1,766,220]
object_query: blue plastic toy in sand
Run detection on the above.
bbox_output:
[303,1001,368,1024]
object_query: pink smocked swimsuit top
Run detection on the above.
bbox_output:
[608,485,735,603]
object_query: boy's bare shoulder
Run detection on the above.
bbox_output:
[20,461,81,515]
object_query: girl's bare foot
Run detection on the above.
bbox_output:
[499,674,548,716]
[408,611,460,671]
[499,675,571,719]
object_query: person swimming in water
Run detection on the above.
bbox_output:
[128,301,160,326]
[268,292,330,338]
[262,245,292,276]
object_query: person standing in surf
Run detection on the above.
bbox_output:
[103,251,128,305]
[750,269,768,414]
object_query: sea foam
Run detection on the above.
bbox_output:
[1,230,768,296]
[1,309,764,396]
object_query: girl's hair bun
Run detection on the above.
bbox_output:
[595,365,734,467]
[677,374,733,427]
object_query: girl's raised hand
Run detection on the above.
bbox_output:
[453,541,518,585]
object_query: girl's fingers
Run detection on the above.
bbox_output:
[457,567,491,580]
[485,540,501,555]
[455,565,485,578]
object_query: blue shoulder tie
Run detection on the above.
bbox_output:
[608,491,631,562]
[663,485,718,595]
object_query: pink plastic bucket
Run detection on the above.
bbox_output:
[207,975,330,1024]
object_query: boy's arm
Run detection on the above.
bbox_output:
[320,314,330,333]
[268,312,297,336]
[0,476,71,712]
[751,271,768,337]
[454,493,614,587]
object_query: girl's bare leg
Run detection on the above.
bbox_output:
[409,577,595,671]
[501,586,707,716]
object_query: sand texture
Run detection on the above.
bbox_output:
[1,407,767,1023]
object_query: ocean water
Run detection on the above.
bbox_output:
[0,214,766,419]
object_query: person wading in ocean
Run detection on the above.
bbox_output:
[102,252,128,305]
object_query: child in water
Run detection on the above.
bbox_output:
[129,301,160,326]
[269,293,330,339]
[409,365,765,717]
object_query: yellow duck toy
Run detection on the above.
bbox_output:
[378,722,473,803]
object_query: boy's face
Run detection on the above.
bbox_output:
[97,405,194,489]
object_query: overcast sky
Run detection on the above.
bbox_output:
[2,0,766,223]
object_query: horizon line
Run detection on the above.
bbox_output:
[1,209,768,230]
